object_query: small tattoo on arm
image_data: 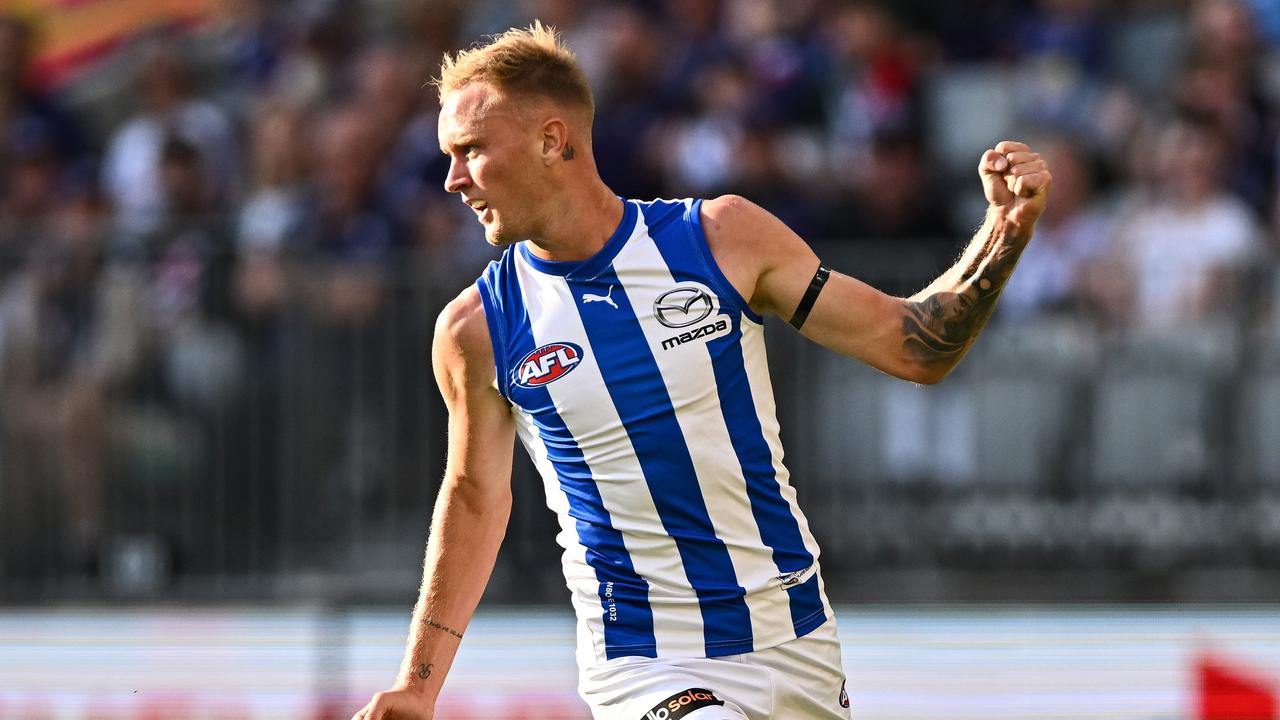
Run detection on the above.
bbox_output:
[422,618,464,639]
[417,663,434,679]
[562,144,576,161]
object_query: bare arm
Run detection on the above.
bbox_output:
[704,140,1051,384]
[899,201,1032,381]
[353,286,515,720]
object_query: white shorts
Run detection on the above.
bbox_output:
[578,619,852,720]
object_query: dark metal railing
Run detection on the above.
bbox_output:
[2,237,1278,604]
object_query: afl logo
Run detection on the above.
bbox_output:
[514,342,584,388]
[654,287,714,329]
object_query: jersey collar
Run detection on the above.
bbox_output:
[518,198,637,279]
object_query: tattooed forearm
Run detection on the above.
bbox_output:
[422,618,464,639]
[902,222,1029,375]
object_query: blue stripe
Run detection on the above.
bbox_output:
[501,267,657,659]
[642,199,827,637]
[476,261,512,401]
[569,265,755,656]
[682,199,764,324]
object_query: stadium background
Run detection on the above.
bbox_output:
[2,0,1280,717]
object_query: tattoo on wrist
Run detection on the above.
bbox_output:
[417,663,434,679]
[562,144,575,161]
[901,229,1025,370]
[422,618,464,639]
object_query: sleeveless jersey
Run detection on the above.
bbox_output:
[475,198,831,666]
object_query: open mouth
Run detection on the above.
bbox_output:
[468,200,491,222]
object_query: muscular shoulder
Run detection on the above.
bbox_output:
[435,286,489,355]
[433,286,498,401]
[700,194,774,254]
[700,194,819,317]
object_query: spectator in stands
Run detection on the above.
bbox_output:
[0,13,85,282]
[286,105,402,530]
[825,2,924,194]
[999,136,1112,323]
[235,100,310,320]
[401,0,467,76]
[345,44,420,155]
[658,54,750,196]
[381,88,486,279]
[210,0,290,106]
[1012,0,1109,136]
[1,121,65,285]
[264,4,357,108]
[658,0,731,114]
[1177,0,1277,213]
[0,13,85,164]
[734,0,831,130]
[101,38,239,240]
[232,101,313,518]
[589,3,666,200]
[300,105,399,325]
[0,187,118,576]
[825,128,951,243]
[1102,114,1264,332]
[908,0,1023,62]
[145,135,242,417]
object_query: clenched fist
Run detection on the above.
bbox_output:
[980,140,1052,232]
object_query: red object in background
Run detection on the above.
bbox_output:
[6,0,218,89]
[1199,654,1278,720]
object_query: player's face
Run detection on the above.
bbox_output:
[439,83,550,246]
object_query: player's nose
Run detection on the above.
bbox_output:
[444,156,471,194]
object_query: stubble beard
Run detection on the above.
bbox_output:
[484,219,513,247]
[484,210,535,248]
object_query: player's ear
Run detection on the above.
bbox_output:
[539,117,569,166]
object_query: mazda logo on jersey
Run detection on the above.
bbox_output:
[654,287,714,328]
[514,342,584,388]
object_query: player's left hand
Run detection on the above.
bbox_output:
[980,140,1051,232]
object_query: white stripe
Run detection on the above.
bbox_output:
[739,318,824,562]
[610,209,792,649]
[512,408,607,666]
[515,248,701,659]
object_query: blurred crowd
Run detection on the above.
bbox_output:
[3,0,1280,582]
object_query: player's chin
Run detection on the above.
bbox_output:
[484,224,516,247]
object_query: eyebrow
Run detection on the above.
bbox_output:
[439,135,478,155]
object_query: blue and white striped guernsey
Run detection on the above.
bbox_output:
[474,198,832,665]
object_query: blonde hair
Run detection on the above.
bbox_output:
[435,21,594,120]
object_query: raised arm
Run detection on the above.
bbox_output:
[703,140,1051,384]
[353,286,516,720]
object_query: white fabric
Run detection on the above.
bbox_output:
[101,101,238,238]
[1117,195,1261,330]
[579,619,852,720]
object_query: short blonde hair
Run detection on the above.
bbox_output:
[435,21,594,119]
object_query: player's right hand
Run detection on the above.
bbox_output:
[351,689,435,720]
[979,140,1051,233]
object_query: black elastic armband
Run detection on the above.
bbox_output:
[788,264,831,330]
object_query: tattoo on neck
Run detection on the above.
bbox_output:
[901,227,1027,372]
[562,144,576,161]
[417,663,434,679]
[422,618,464,639]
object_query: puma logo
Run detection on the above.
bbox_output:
[582,285,618,309]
